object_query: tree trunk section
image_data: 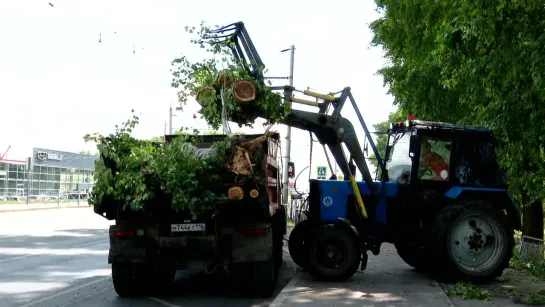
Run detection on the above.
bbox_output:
[522,199,543,240]
[196,86,216,106]
[232,80,256,104]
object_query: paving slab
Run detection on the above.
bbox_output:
[272,243,454,306]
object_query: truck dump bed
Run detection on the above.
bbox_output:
[93,132,281,222]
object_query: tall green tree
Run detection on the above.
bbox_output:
[370,0,545,238]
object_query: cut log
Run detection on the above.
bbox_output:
[216,70,235,87]
[196,86,216,105]
[232,80,256,104]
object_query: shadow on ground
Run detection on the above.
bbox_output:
[0,229,294,307]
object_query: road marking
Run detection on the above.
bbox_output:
[0,254,35,263]
[0,239,109,263]
[147,297,182,307]
[19,276,110,307]
[73,239,109,248]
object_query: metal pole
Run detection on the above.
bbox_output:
[282,45,295,205]
[169,107,173,135]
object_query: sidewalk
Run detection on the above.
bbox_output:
[272,243,454,307]
[0,201,90,213]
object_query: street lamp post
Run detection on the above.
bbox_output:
[281,45,295,205]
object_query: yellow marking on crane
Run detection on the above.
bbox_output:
[349,176,368,218]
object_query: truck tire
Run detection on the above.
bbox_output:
[272,205,286,272]
[307,225,360,282]
[288,219,311,270]
[232,259,277,298]
[394,243,431,272]
[112,263,149,297]
[431,204,514,283]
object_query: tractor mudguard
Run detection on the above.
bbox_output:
[444,186,521,230]
[336,217,360,239]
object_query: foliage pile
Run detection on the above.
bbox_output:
[84,112,271,217]
[170,22,291,130]
[369,0,545,235]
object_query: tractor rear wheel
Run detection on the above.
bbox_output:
[307,225,360,282]
[288,219,312,270]
[431,204,514,283]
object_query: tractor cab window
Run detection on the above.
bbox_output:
[385,132,412,183]
[419,137,452,181]
[453,139,503,186]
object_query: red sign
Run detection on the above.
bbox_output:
[288,162,295,178]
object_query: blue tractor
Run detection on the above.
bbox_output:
[288,119,520,283]
[207,22,521,284]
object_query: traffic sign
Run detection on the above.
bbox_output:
[317,166,327,179]
[288,162,295,178]
[288,182,295,191]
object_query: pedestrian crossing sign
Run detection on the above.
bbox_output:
[317,166,327,179]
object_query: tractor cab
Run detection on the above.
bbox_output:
[384,119,507,190]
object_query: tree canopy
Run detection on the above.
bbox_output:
[370,0,545,236]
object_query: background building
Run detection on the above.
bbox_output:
[0,148,98,198]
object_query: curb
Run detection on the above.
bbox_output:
[0,205,91,213]
[437,282,455,307]
[270,272,302,307]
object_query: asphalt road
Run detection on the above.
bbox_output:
[0,208,295,307]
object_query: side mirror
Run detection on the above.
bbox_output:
[409,135,421,158]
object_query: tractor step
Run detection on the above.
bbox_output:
[360,252,368,271]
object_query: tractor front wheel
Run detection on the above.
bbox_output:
[432,204,514,283]
[288,219,312,270]
[307,225,360,282]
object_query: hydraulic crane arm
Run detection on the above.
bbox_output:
[204,22,265,81]
[203,22,387,206]
[282,108,378,197]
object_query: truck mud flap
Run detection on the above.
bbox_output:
[108,248,147,264]
[231,224,273,263]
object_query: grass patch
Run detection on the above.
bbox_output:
[509,252,545,280]
[443,282,493,301]
[521,291,545,305]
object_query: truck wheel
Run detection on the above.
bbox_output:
[232,259,277,298]
[394,243,431,272]
[272,205,286,272]
[307,225,360,282]
[432,204,514,283]
[112,263,149,297]
[288,219,311,270]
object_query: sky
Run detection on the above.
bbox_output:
[0,0,396,190]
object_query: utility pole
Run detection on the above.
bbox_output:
[281,45,295,205]
[168,106,173,135]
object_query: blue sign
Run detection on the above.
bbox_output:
[317,166,327,179]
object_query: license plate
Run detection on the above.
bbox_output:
[171,223,206,232]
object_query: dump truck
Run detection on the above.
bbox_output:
[93,133,286,298]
